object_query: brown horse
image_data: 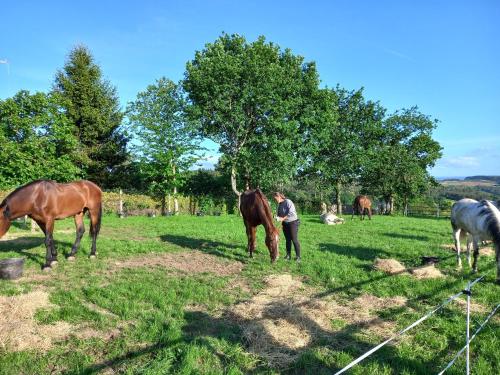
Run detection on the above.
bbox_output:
[240,189,280,262]
[0,180,102,270]
[352,195,372,220]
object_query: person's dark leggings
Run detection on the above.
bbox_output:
[282,220,301,258]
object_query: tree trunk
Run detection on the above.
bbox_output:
[161,195,166,216]
[231,164,242,215]
[167,194,171,214]
[335,181,342,215]
[172,164,179,215]
[390,196,394,215]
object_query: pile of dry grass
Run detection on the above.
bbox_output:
[374,258,407,275]
[0,290,126,352]
[410,264,444,279]
[226,274,407,368]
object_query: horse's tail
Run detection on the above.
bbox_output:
[90,202,102,238]
[484,200,500,246]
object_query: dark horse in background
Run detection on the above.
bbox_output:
[0,180,102,270]
[240,189,280,263]
[352,195,372,220]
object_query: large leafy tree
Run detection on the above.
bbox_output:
[0,90,80,189]
[127,78,202,214]
[306,87,385,213]
[53,45,128,188]
[183,33,319,201]
[360,107,442,213]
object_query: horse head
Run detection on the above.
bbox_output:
[0,204,12,237]
[265,226,280,263]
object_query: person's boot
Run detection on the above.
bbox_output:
[295,256,301,263]
[284,253,291,261]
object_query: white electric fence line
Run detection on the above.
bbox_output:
[333,277,484,375]
[437,303,500,375]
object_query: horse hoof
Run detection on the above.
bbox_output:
[67,256,76,261]
[42,266,52,272]
[89,255,97,260]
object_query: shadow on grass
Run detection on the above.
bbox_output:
[381,232,430,242]
[77,297,454,375]
[0,236,74,267]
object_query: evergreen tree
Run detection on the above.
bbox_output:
[53,45,128,188]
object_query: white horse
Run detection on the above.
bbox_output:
[451,198,500,283]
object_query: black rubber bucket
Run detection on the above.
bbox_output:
[0,257,25,280]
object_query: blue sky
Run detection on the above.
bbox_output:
[1,1,498,177]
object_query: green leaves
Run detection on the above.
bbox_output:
[126,78,203,202]
[0,91,81,189]
[184,33,319,193]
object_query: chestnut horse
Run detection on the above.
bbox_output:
[240,189,280,262]
[352,195,372,220]
[0,180,102,270]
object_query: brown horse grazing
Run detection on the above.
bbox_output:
[0,180,102,270]
[240,189,280,263]
[352,195,372,220]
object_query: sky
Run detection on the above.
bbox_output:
[0,0,499,177]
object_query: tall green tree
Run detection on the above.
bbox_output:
[0,90,80,189]
[183,33,319,201]
[360,107,442,213]
[53,45,127,188]
[306,87,385,213]
[127,78,202,215]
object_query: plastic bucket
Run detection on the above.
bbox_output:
[0,257,25,280]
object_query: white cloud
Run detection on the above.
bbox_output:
[439,156,480,168]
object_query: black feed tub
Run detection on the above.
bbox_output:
[0,257,25,280]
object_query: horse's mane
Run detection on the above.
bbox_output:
[482,200,500,245]
[254,189,276,230]
[0,180,52,208]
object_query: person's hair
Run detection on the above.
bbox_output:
[273,192,286,200]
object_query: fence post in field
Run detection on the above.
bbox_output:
[119,189,124,218]
[466,280,471,375]
[31,216,37,233]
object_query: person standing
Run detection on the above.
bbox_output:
[273,192,301,262]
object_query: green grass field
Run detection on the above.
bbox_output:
[0,214,498,375]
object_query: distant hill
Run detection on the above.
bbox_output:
[434,175,500,201]
[464,175,500,183]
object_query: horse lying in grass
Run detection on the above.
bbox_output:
[0,180,102,271]
[240,189,280,263]
[451,198,500,283]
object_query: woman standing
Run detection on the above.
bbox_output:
[273,192,301,262]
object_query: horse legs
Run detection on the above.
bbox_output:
[367,207,372,220]
[40,219,56,270]
[495,243,500,284]
[88,207,100,258]
[471,236,480,273]
[67,212,85,260]
[466,233,473,268]
[246,224,256,257]
[453,226,462,269]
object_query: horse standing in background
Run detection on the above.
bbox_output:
[0,180,102,270]
[352,195,372,220]
[451,198,500,283]
[240,189,280,263]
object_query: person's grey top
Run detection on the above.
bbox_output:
[277,199,298,223]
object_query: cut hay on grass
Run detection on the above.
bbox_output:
[374,258,407,275]
[0,290,126,352]
[110,250,244,275]
[224,274,407,368]
[410,264,444,279]
[374,258,445,279]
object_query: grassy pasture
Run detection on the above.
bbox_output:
[0,214,499,374]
